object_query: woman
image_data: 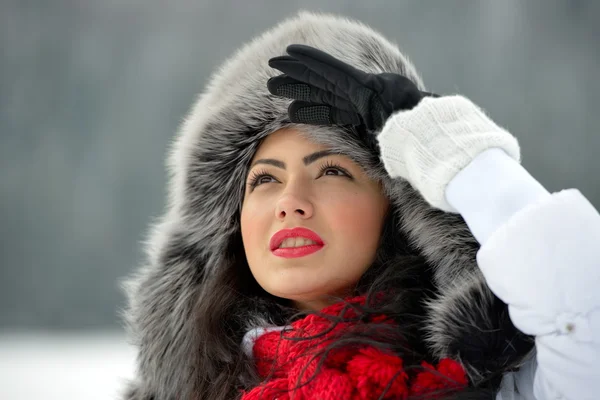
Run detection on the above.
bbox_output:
[120,11,600,399]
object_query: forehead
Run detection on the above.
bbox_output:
[252,127,328,159]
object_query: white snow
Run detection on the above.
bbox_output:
[0,331,136,400]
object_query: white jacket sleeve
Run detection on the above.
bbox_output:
[445,148,600,400]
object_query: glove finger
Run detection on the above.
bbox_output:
[286,44,370,81]
[267,55,298,65]
[285,44,372,94]
[267,74,313,101]
[268,75,357,113]
[288,101,362,126]
[421,91,441,98]
[269,54,351,101]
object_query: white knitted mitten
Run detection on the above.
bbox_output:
[376,95,521,212]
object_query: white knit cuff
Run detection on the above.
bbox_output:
[377,95,521,212]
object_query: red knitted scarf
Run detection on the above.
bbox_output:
[241,295,468,400]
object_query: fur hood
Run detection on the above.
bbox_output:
[120,11,534,399]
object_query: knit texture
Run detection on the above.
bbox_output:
[376,95,521,212]
[241,296,468,400]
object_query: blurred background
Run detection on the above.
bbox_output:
[1,0,598,399]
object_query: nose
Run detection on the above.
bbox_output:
[275,192,314,221]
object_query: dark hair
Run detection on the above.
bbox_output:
[189,202,504,399]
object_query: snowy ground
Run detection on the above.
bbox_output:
[0,331,136,400]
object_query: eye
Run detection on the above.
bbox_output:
[247,169,277,189]
[246,161,353,191]
[318,161,352,178]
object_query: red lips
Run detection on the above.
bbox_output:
[269,227,324,251]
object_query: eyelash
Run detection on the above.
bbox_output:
[247,161,351,189]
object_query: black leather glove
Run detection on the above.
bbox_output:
[267,44,437,132]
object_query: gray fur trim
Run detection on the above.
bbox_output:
[119,10,531,398]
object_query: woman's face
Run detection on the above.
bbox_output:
[240,127,389,310]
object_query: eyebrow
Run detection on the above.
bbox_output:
[250,150,337,170]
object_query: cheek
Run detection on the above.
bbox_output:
[324,189,386,249]
[240,197,272,257]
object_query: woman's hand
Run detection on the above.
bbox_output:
[267,44,435,131]
[268,45,520,212]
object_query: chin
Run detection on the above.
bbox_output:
[273,287,346,305]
